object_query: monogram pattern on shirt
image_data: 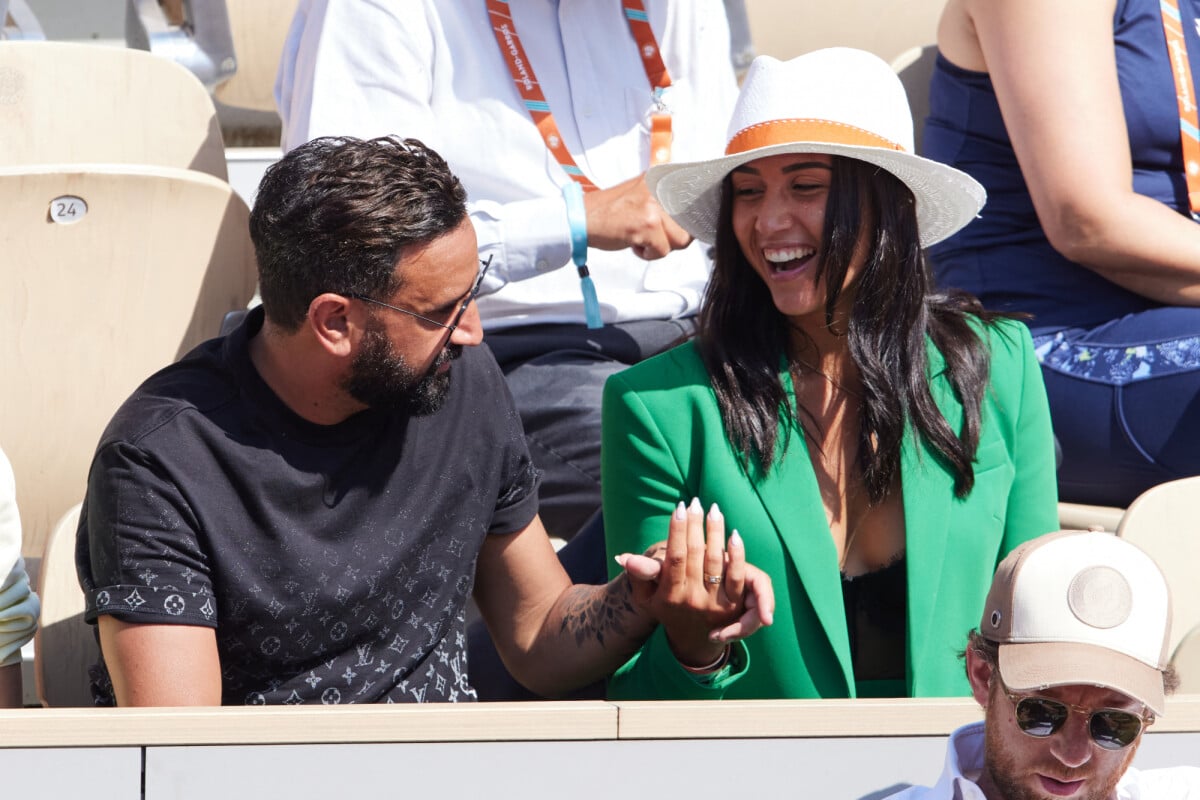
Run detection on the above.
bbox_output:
[92,517,483,705]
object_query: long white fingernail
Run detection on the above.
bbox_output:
[730,530,743,548]
[689,497,702,513]
[708,503,723,522]
[674,501,686,520]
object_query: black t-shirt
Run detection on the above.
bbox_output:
[78,308,539,704]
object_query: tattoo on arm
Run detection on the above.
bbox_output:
[557,575,641,649]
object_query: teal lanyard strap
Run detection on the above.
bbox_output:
[563,180,603,329]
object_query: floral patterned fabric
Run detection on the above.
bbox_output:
[1034,331,1200,385]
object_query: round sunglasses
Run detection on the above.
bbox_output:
[1002,683,1151,750]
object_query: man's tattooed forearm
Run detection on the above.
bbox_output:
[558,575,639,648]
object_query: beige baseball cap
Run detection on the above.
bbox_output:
[981,530,1172,715]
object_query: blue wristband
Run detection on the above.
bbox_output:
[562,180,603,329]
[563,180,589,266]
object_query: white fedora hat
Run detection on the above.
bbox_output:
[647,48,986,247]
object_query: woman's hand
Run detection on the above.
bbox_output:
[616,498,774,669]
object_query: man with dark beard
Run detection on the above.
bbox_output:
[885,530,1198,800]
[75,136,772,706]
[342,303,463,417]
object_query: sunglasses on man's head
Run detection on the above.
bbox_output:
[1002,683,1150,750]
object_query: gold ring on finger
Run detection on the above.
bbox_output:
[703,573,722,585]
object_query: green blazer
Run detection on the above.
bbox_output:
[601,319,1058,700]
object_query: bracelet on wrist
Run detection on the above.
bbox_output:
[676,643,731,675]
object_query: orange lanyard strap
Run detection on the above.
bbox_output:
[624,0,673,166]
[1159,0,1200,218]
[623,1,670,89]
[487,0,596,190]
[486,0,673,189]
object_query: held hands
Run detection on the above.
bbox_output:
[615,498,775,670]
[583,173,693,260]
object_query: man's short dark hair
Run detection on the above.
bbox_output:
[249,136,469,331]
[963,628,1181,695]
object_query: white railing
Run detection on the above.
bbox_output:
[3,697,1199,799]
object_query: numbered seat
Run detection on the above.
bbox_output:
[0,163,257,582]
[0,40,228,179]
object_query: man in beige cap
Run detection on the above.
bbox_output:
[887,530,1199,799]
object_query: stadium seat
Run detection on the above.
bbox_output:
[1115,476,1200,658]
[0,163,257,567]
[215,0,300,113]
[33,504,95,707]
[1057,501,1125,533]
[745,0,946,65]
[1171,622,1200,694]
[0,40,228,179]
[126,0,237,93]
[128,0,298,117]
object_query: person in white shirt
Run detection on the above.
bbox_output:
[275,0,739,543]
[0,446,39,708]
[886,530,1200,800]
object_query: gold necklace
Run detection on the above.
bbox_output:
[790,354,870,571]
[837,472,870,573]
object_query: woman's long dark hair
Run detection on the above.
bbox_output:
[697,156,1004,500]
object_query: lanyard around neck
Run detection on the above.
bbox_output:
[486,0,673,191]
[1159,0,1200,218]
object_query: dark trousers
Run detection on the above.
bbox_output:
[1036,306,1200,506]
[483,318,696,541]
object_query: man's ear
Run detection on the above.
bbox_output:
[965,647,994,710]
[308,293,356,357]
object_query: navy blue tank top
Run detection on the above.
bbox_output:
[924,0,1198,334]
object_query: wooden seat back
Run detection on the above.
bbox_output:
[0,41,227,179]
[0,163,257,569]
[745,0,946,64]
[213,0,300,113]
[1116,476,1200,657]
[34,504,95,707]
[1170,623,1200,694]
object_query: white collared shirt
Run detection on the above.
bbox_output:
[276,0,739,329]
